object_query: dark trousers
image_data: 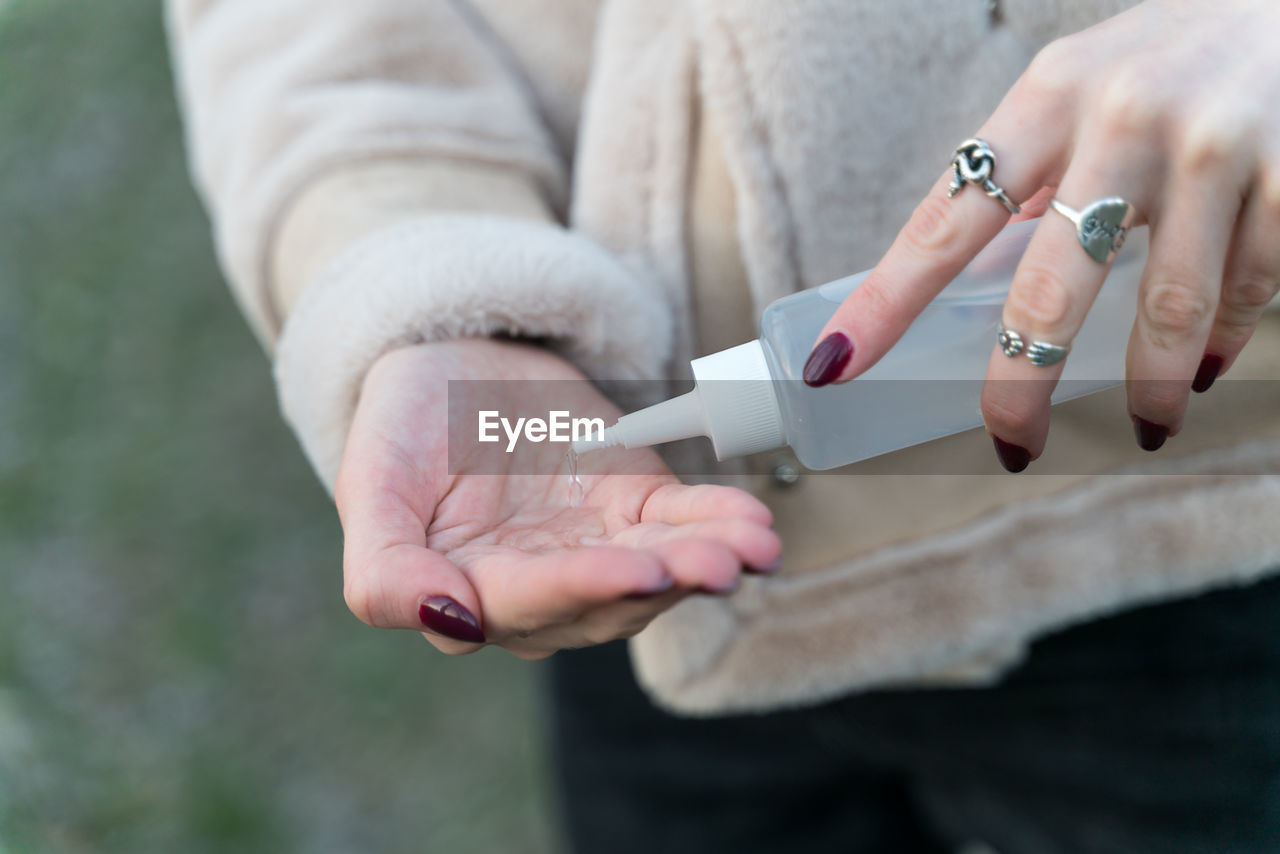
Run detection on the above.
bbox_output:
[549,576,1280,854]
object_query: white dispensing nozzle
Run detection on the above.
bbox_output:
[572,340,786,460]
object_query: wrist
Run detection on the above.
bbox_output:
[368,336,588,387]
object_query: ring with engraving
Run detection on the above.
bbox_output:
[1049,196,1135,263]
[947,138,1021,215]
[998,323,1070,367]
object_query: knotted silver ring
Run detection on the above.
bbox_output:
[948,138,1021,215]
[998,323,1070,367]
[1049,197,1135,263]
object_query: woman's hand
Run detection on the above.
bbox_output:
[805,0,1280,470]
[334,338,781,659]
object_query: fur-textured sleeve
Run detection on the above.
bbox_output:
[166,0,573,342]
[274,213,670,486]
[166,0,673,486]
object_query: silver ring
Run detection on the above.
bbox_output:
[998,323,1070,367]
[947,138,1021,215]
[1049,197,1135,263]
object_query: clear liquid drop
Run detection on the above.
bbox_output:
[566,448,584,508]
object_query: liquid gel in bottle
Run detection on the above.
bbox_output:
[575,218,1149,470]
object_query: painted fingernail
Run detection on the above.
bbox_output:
[698,577,741,596]
[1192,353,1224,394]
[746,559,783,575]
[992,436,1032,473]
[419,596,486,643]
[624,574,675,600]
[803,332,854,387]
[1131,416,1169,452]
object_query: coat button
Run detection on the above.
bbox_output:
[770,457,801,488]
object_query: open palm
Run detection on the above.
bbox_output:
[335,339,781,659]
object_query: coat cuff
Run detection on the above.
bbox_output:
[273,215,673,488]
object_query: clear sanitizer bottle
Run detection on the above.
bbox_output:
[577,219,1149,470]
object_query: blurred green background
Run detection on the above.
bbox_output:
[0,1,558,851]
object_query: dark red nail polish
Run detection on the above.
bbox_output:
[1131,416,1169,452]
[1192,353,1224,393]
[419,596,485,643]
[992,436,1032,473]
[803,333,854,387]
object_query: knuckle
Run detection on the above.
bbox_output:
[1129,380,1185,418]
[857,274,904,325]
[1142,278,1213,343]
[983,395,1038,438]
[1095,66,1168,138]
[1011,265,1074,330]
[901,193,966,260]
[1173,109,1247,173]
[1022,38,1078,101]
[1221,275,1279,320]
[342,575,379,628]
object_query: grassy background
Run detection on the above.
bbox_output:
[0,1,558,851]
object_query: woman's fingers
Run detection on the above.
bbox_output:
[803,18,1277,467]
[338,500,488,651]
[615,518,782,577]
[453,509,776,647]
[803,64,1074,386]
[649,537,745,594]
[336,433,488,651]
[1196,179,1280,391]
[979,135,1152,468]
[350,544,489,653]
[1125,176,1242,447]
[468,546,675,639]
[478,537,742,658]
[336,436,773,653]
[502,585,693,661]
[640,482,773,527]
[675,518,782,573]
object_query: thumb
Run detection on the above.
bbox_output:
[344,542,485,648]
[336,467,485,650]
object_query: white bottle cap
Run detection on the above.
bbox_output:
[575,340,785,460]
[690,340,786,458]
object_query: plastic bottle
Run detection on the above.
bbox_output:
[574,218,1149,470]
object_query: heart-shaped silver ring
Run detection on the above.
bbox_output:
[1049,197,1136,263]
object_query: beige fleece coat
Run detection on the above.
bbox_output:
[168,0,1280,715]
